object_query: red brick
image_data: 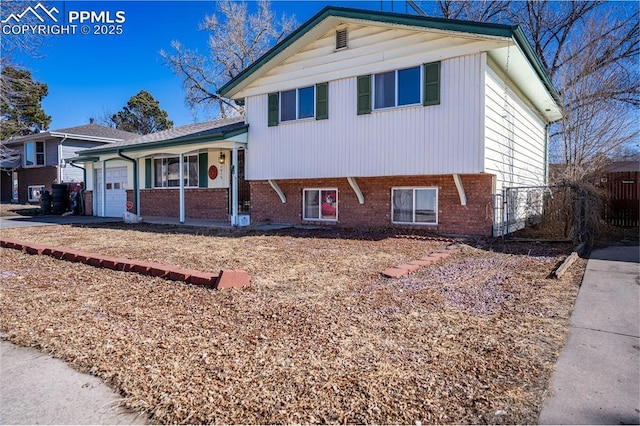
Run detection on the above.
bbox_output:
[139,188,229,220]
[0,238,22,249]
[381,267,409,278]
[50,248,66,259]
[86,256,104,267]
[148,263,170,278]
[409,259,432,266]
[166,268,192,282]
[24,244,49,255]
[216,269,250,289]
[101,256,129,271]
[188,271,217,287]
[129,261,154,274]
[396,263,421,273]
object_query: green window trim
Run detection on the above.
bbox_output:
[268,92,279,126]
[144,158,152,189]
[316,82,328,120]
[198,152,208,188]
[423,61,441,106]
[357,75,371,115]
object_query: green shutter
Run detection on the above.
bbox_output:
[268,92,279,126]
[144,158,152,189]
[423,62,441,106]
[316,82,328,120]
[198,152,208,188]
[357,75,372,115]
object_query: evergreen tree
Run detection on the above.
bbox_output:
[0,66,52,139]
[111,90,173,135]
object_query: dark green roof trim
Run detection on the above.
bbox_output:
[77,124,248,157]
[219,6,558,102]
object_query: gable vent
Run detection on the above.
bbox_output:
[336,28,348,50]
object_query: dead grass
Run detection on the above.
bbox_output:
[0,202,40,217]
[0,223,584,424]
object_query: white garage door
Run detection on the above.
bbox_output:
[95,167,128,217]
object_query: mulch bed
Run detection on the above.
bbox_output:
[0,224,585,424]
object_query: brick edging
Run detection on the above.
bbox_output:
[381,250,455,279]
[0,237,250,290]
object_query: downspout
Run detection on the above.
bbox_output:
[116,149,138,215]
[69,162,86,215]
[544,124,550,185]
[58,135,68,183]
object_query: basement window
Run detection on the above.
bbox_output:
[392,187,437,225]
[303,188,338,221]
[336,28,348,50]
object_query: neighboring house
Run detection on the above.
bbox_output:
[72,119,248,221]
[218,6,562,236]
[0,123,137,204]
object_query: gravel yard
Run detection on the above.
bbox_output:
[0,223,584,424]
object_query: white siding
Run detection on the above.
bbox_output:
[484,65,546,192]
[238,23,507,98]
[246,54,485,180]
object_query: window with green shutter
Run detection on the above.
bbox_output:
[316,82,328,120]
[357,75,371,115]
[268,92,279,126]
[423,62,441,106]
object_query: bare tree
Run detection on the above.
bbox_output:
[160,0,295,118]
[425,0,510,22]
[422,1,639,183]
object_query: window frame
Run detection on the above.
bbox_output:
[24,141,45,167]
[391,187,438,226]
[373,66,422,111]
[302,188,338,222]
[152,154,199,189]
[27,185,44,202]
[280,85,316,122]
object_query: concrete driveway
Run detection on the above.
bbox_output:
[0,215,122,229]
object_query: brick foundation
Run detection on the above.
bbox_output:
[250,174,495,236]
[139,188,229,220]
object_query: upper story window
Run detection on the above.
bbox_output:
[358,61,441,115]
[268,82,329,127]
[153,155,198,188]
[374,66,422,109]
[281,86,315,121]
[24,141,45,167]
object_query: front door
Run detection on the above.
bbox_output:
[229,149,250,214]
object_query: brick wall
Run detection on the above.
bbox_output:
[83,190,93,216]
[17,166,58,204]
[139,188,229,220]
[250,174,495,236]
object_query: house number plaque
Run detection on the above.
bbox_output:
[208,165,218,180]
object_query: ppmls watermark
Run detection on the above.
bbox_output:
[1,3,126,36]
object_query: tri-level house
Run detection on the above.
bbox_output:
[219,6,562,236]
[1,123,136,204]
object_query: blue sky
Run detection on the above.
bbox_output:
[3,0,398,130]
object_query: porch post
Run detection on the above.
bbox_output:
[179,154,185,224]
[231,145,239,226]
[101,161,106,217]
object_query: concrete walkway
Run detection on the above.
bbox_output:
[539,245,640,425]
[0,340,148,424]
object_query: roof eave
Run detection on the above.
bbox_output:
[77,124,249,157]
